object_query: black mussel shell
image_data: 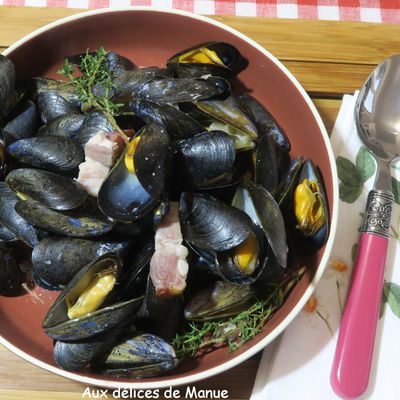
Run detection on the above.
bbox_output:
[177,131,236,187]
[184,280,255,321]
[37,113,86,140]
[76,110,114,146]
[98,124,171,222]
[0,55,17,121]
[179,192,253,252]
[0,133,5,180]
[0,182,41,247]
[135,76,230,104]
[92,333,178,378]
[196,96,257,150]
[37,91,79,124]
[167,41,247,78]
[6,168,87,210]
[7,137,84,174]
[54,327,121,371]
[0,223,17,242]
[254,134,279,194]
[276,156,304,208]
[0,243,22,295]
[15,200,114,238]
[234,182,288,268]
[1,100,38,145]
[30,77,78,104]
[130,98,203,139]
[43,254,143,341]
[32,237,130,291]
[239,93,291,152]
[109,67,173,102]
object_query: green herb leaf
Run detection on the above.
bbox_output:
[339,182,362,203]
[336,156,361,186]
[384,281,400,318]
[356,147,376,182]
[392,177,400,205]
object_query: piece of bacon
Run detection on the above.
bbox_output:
[150,202,189,297]
[76,157,109,197]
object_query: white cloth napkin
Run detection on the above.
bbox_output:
[251,93,400,400]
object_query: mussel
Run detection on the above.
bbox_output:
[195,96,258,150]
[167,42,247,78]
[0,224,17,242]
[37,113,86,140]
[184,280,255,321]
[1,100,38,145]
[76,111,114,146]
[92,333,178,378]
[177,131,236,187]
[43,255,143,341]
[130,99,203,139]
[6,168,87,210]
[37,91,79,124]
[135,76,231,104]
[31,77,79,104]
[32,237,130,290]
[7,137,84,174]
[290,158,329,251]
[15,200,113,238]
[0,242,22,295]
[0,55,17,121]
[0,182,41,247]
[98,123,171,222]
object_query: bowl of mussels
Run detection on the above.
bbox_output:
[0,7,338,388]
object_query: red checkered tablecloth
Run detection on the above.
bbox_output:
[0,0,399,24]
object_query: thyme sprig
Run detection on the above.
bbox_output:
[173,270,303,359]
[58,47,127,140]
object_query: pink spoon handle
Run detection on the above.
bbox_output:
[331,190,393,399]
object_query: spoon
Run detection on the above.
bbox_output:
[331,55,400,399]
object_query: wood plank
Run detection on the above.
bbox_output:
[284,61,371,97]
[312,98,341,133]
[0,7,400,66]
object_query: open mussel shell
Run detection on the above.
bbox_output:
[179,192,253,252]
[37,113,86,140]
[0,243,22,295]
[43,255,144,341]
[233,182,288,269]
[98,123,171,222]
[276,156,304,208]
[239,93,291,152]
[7,137,84,174]
[37,91,79,124]
[291,158,329,251]
[167,41,247,78]
[76,110,114,146]
[1,100,38,145]
[92,333,178,378]
[15,200,114,238]
[54,327,121,371]
[177,131,236,187]
[6,168,87,210]
[184,280,255,321]
[32,237,130,290]
[135,76,231,104]
[130,99,203,139]
[0,182,41,247]
[196,96,258,150]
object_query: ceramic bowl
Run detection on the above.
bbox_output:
[0,7,338,389]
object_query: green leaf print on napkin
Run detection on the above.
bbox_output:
[392,177,400,205]
[381,281,400,319]
[336,147,376,203]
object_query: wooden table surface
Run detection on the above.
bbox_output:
[1,6,400,400]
